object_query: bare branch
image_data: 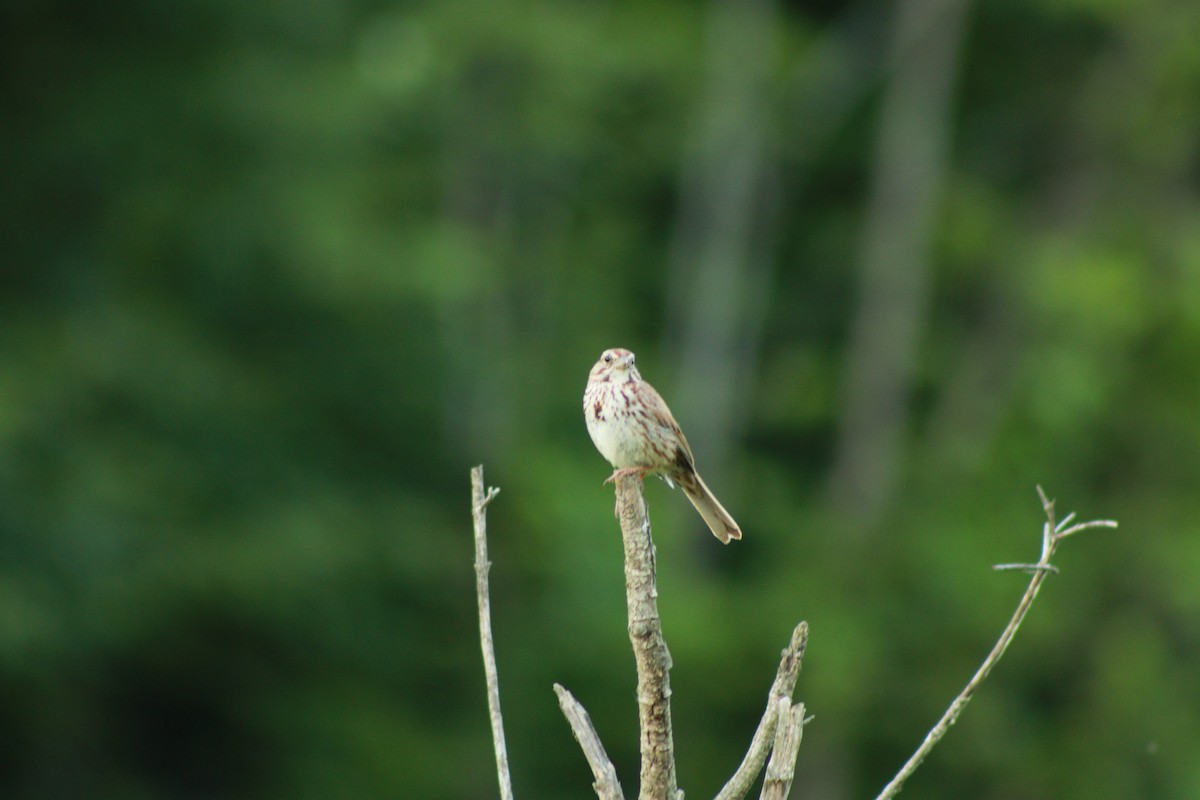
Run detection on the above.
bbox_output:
[554,684,626,800]
[992,563,1059,574]
[874,487,1117,800]
[716,622,809,800]
[1056,519,1118,539]
[471,466,514,800]
[614,473,682,800]
[1036,483,1053,515]
[759,699,806,800]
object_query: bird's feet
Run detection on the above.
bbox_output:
[604,466,650,486]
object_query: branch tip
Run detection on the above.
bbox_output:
[1035,484,1052,513]
[476,486,501,512]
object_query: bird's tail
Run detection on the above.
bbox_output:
[681,472,742,544]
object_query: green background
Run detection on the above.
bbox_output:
[4,0,1199,797]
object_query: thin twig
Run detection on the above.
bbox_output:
[554,684,626,800]
[614,473,682,800]
[992,563,1059,574]
[759,699,807,800]
[1057,519,1118,539]
[874,486,1117,800]
[471,466,513,800]
[716,622,809,800]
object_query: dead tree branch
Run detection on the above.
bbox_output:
[554,683,625,800]
[471,466,513,800]
[473,466,1111,800]
[614,473,682,800]
[716,622,809,800]
[760,698,807,800]
[873,486,1118,800]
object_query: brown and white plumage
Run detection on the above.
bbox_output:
[583,347,742,544]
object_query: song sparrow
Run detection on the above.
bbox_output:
[583,347,742,544]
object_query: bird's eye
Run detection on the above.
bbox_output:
[603,353,613,363]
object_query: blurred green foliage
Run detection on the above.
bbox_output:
[3,0,1200,797]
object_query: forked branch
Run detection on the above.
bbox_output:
[716,622,809,800]
[874,486,1117,800]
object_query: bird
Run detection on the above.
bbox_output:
[583,347,741,543]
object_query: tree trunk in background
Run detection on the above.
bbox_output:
[664,0,780,492]
[826,0,971,528]
[436,69,520,465]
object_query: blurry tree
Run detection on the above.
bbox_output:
[826,0,969,526]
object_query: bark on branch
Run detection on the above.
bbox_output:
[760,698,806,800]
[614,474,682,800]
